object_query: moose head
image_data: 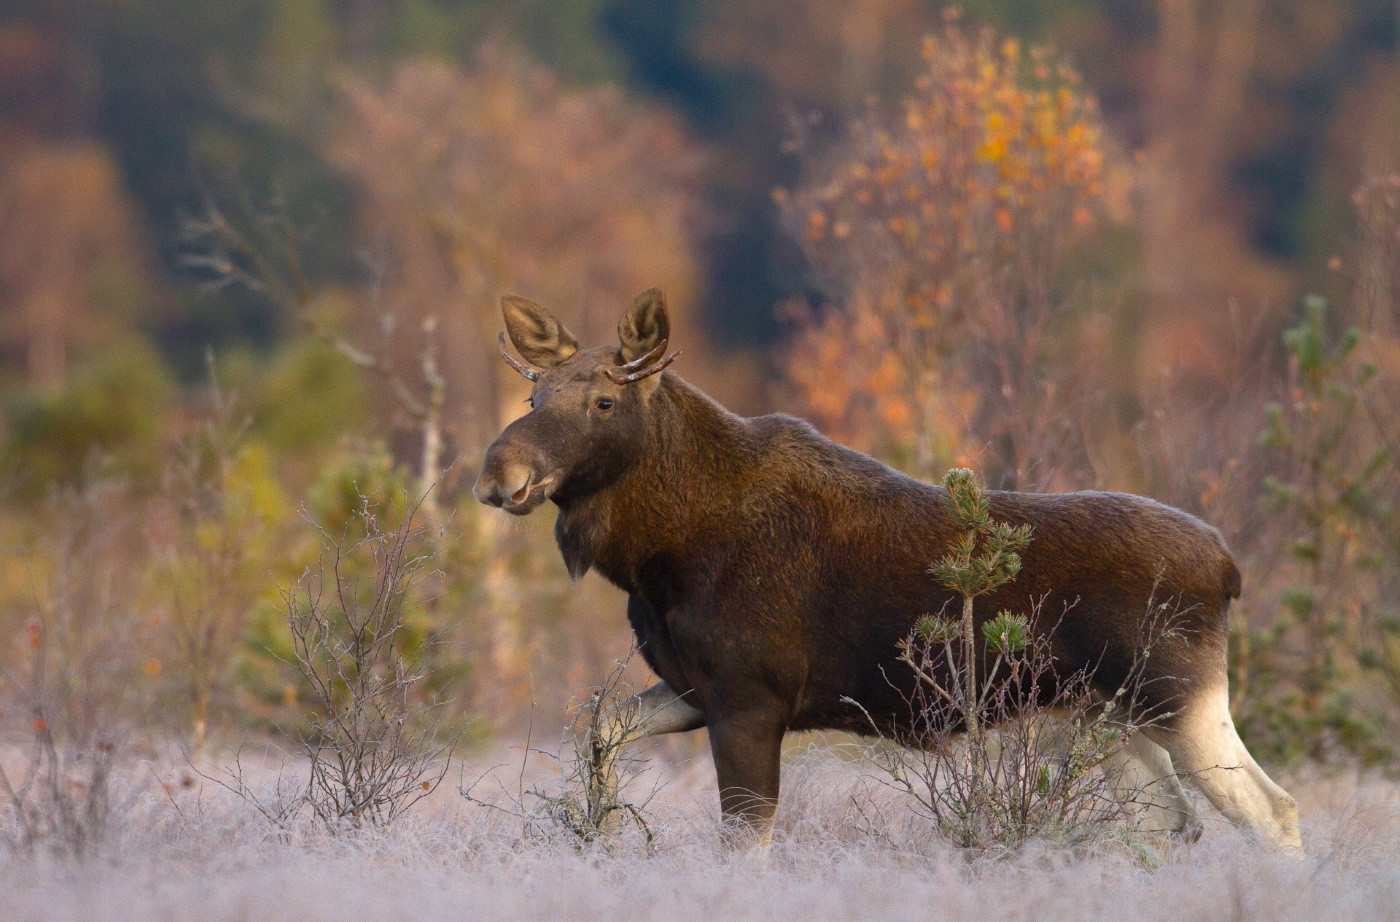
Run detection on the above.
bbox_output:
[472,288,679,515]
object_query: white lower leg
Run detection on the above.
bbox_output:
[1153,685,1301,853]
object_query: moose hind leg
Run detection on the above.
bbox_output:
[1148,685,1301,853]
[1107,732,1202,840]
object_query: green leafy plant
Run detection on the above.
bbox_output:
[922,467,1033,779]
[1235,296,1398,763]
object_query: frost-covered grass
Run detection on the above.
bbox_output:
[2,740,1397,922]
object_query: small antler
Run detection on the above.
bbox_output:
[605,339,680,384]
[499,332,542,381]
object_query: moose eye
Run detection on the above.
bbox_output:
[595,397,614,412]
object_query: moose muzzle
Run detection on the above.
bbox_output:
[473,442,557,515]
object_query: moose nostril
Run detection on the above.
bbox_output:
[471,476,496,506]
[474,458,535,510]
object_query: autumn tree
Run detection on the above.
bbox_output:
[0,141,152,388]
[781,17,1128,488]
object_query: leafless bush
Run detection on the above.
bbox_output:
[288,497,456,830]
[463,649,658,851]
[0,480,150,859]
[210,495,458,833]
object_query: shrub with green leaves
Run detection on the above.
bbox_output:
[1233,296,1398,764]
[3,337,173,491]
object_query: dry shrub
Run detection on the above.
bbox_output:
[208,494,457,833]
[462,649,658,852]
[0,480,152,859]
[780,13,1129,487]
[285,496,456,830]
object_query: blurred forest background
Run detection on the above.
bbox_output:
[0,0,1397,768]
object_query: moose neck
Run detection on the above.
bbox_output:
[552,373,754,592]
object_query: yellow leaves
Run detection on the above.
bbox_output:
[878,397,913,429]
[977,136,1008,163]
[1057,87,1076,115]
[780,19,1123,466]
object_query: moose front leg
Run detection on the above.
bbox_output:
[707,707,786,848]
[586,680,704,829]
[595,680,705,746]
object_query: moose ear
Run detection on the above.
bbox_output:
[501,295,579,367]
[618,288,671,362]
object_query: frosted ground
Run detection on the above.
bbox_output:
[2,740,1398,922]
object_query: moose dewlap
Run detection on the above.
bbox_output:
[473,287,1301,852]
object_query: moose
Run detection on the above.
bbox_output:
[473,288,1301,852]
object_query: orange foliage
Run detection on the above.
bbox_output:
[782,17,1127,485]
[0,140,152,386]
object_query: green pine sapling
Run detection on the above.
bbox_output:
[903,468,1034,782]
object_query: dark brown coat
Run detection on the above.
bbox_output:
[474,290,1299,849]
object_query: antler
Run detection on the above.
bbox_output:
[498,333,542,381]
[605,339,680,384]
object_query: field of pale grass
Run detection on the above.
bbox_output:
[3,738,1398,922]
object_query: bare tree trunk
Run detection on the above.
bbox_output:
[27,288,66,388]
[418,315,446,522]
[959,592,982,783]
